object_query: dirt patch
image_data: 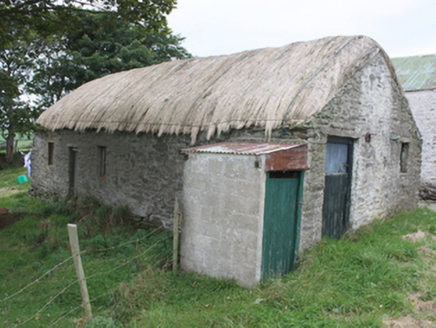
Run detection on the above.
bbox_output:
[384,316,436,327]
[403,230,426,242]
[409,293,436,313]
[385,293,436,327]
[0,208,20,229]
[419,202,436,212]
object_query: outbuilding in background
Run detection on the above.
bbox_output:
[392,54,436,201]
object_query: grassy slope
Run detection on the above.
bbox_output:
[131,209,436,327]
[0,163,435,327]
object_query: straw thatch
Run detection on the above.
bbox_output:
[37,35,398,142]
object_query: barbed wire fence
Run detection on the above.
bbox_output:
[1,222,175,327]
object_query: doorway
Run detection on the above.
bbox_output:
[322,137,353,238]
[262,171,304,277]
[69,147,78,196]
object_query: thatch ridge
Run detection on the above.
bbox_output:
[37,35,399,142]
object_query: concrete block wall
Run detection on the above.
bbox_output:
[181,153,266,287]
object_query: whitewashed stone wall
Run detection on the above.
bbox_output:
[298,53,420,251]
[404,89,436,199]
[181,153,266,287]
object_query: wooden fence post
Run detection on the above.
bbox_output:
[68,223,92,323]
[173,198,180,275]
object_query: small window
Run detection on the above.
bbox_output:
[98,146,107,177]
[48,142,54,165]
[400,143,409,173]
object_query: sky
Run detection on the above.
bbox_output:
[167,0,436,58]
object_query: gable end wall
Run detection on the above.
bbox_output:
[298,52,421,251]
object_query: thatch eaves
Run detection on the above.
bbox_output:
[37,35,398,142]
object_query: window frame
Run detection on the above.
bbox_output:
[400,142,409,173]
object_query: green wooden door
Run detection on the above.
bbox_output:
[262,171,304,278]
[322,137,353,238]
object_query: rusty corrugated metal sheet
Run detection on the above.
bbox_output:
[265,145,309,171]
[181,142,304,155]
[391,54,436,91]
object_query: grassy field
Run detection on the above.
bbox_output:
[0,133,33,152]
[0,164,435,327]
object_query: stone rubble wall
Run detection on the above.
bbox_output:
[298,53,421,251]
[404,89,436,200]
[32,129,285,227]
[32,131,193,227]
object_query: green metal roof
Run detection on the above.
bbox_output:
[391,54,436,91]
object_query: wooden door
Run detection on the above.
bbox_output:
[322,137,353,238]
[262,171,304,278]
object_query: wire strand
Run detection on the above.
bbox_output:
[1,255,74,303]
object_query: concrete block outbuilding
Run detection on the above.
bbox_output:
[181,143,307,287]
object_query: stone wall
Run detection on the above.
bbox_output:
[32,131,194,227]
[298,53,421,250]
[181,153,266,287]
[32,129,289,227]
[404,89,436,200]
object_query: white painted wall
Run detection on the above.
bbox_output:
[405,89,436,198]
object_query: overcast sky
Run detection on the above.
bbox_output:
[167,0,436,58]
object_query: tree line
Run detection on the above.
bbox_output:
[1,0,190,164]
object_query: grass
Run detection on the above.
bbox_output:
[0,133,33,152]
[0,161,435,327]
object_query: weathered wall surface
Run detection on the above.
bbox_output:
[180,153,265,287]
[298,53,421,250]
[404,89,436,199]
[32,129,284,227]
[32,131,193,227]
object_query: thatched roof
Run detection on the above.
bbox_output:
[37,35,397,142]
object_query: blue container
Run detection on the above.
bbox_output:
[18,175,28,184]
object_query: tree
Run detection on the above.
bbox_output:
[0,0,176,47]
[1,1,187,165]
[28,12,190,109]
[0,31,37,164]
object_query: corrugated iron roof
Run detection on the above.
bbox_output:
[181,142,304,155]
[391,54,436,91]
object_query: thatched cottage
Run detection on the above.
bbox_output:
[34,35,420,286]
[392,54,436,200]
